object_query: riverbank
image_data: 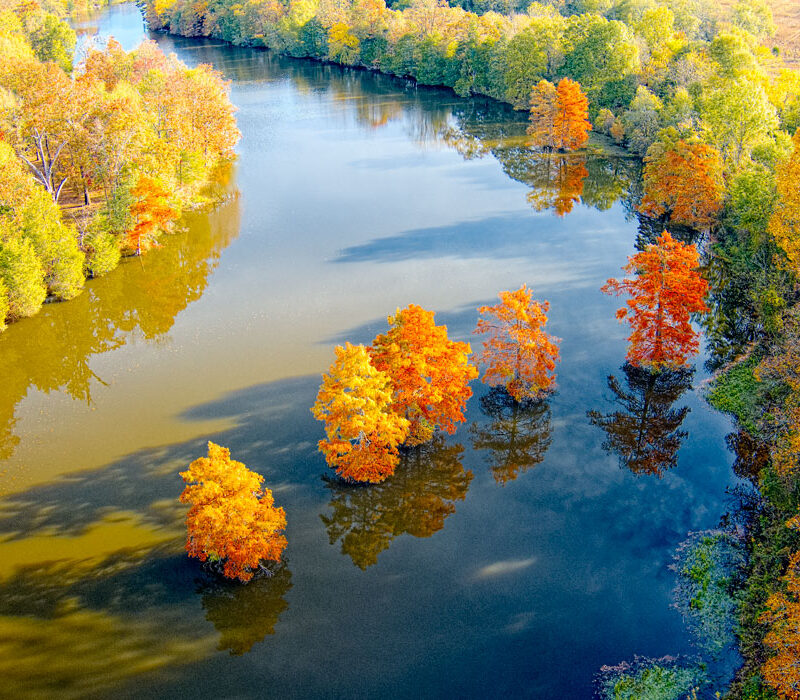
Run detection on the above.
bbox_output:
[0,2,239,332]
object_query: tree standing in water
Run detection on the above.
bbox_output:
[473,285,560,401]
[528,78,592,152]
[602,231,709,368]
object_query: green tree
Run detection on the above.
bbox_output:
[702,79,779,170]
[561,14,639,103]
[622,86,663,155]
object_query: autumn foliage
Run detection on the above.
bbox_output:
[473,285,560,401]
[640,136,724,231]
[180,442,287,582]
[602,231,709,368]
[127,176,178,255]
[755,309,800,477]
[370,304,478,446]
[527,78,591,152]
[311,343,410,483]
[769,129,800,270]
[760,524,800,700]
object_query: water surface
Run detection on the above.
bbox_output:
[0,6,740,697]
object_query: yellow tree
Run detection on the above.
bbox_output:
[473,285,560,401]
[769,129,800,269]
[311,342,410,483]
[179,442,287,583]
[370,304,478,445]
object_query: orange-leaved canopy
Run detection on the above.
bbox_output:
[602,231,709,368]
[180,442,287,582]
[527,78,591,152]
[640,135,724,231]
[473,285,560,401]
[370,304,478,445]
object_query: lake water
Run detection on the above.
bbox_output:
[0,5,740,697]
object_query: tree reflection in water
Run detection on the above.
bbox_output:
[588,363,694,477]
[198,564,293,655]
[0,539,294,696]
[525,155,589,217]
[321,436,472,570]
[0,193,240,461]
[470,387,552,485]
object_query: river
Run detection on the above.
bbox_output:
[0,4,740,697]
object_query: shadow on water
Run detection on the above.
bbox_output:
[588,363,695,478]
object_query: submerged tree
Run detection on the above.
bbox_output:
[587,363,694,477]
[470,387,552,485]
[180,442,287,582]
[370,304,477,445]
[473,285,560,401]
[527,78,592,152]
[311,343,410,483]
[602,230,709,368]
[321,437,472,569]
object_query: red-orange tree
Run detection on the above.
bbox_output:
[127,176,178,255]
[473,285,560,401]
[370,304,478,445]
[527,78,591,152]
[602,231,709,368]
[311,343,410,483]
[180,442,287,582]
[640,134,724,231]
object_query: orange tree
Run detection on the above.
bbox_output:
[640,132,724,231]
[527,78,591,152]
[179,442,287,582]
[311,342,410,483]
[602,231,709,368]
[370,304,478,445]
[127,176,178,255]
[473,285,560,401]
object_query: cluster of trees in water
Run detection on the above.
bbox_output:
[0,0,239,331]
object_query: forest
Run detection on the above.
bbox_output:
[0,0,239,330]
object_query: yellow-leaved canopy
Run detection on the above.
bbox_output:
[311,342,410,483]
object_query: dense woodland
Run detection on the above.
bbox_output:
[0,0,239,330]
